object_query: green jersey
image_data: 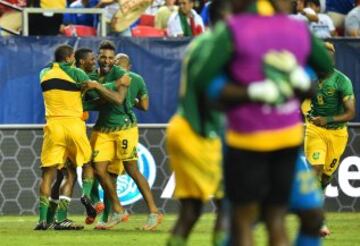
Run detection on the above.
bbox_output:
[84,65,137,132]
[178,31,223,138]
[127,71,148,109]
[309,69,354,129]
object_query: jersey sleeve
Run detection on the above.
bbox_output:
[190,22,233,90]
[73,68,90,87]
[339,74,354,101]
[103,81,117,91]
[113,66,126,80]
[136,75,148,99]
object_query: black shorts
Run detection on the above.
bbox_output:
[224,145,299,206]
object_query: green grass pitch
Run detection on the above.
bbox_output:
[0,213,359,245]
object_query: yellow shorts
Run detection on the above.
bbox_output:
[41,118,92,168]
[91,127,138,164]
[304,123,348,176]
[167,115,222,202]
[107,159,125,176]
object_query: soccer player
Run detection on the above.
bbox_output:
[90,53,163,230]
[165,1,299,245]
[45,48,110,228]
[113,53,163,230]
[34,44,96,230]
[83,40,135,229]
[189,0,334,245]
[303,42,356,236]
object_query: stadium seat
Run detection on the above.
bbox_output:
[131,26,166,37]
[63,25,97,37]
[139,14,155,27]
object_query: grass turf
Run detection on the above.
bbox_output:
[0,213,359,245]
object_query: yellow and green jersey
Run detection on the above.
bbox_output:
[40,62,89,119]
[308,69,354,129]
[83,65,140,132]
[178,31,223,138]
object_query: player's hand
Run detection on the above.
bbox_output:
[82,81,100,92]
[310,116,327,126]
[118,74,132,87]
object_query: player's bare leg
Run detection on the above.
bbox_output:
[263,205,289,246]
[34,166,58,230]
[94,161,128,228]
[311,164,331,237]
[296,209,324,245]
[229,203,258,246]
[167,199,203,246]
[124,160,163,230]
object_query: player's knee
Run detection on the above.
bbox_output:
[298,209,324,236]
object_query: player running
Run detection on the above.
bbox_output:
[303,42,356,236]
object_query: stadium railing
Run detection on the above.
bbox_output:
[22,8,107,37]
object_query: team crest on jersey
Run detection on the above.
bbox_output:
[327,88,336,95]
[313,152,320,160]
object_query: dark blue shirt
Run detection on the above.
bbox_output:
[63,0,99,27]
[326,0,355,15]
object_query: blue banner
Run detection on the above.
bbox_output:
[0,37,359,123]
[0,36,189,124]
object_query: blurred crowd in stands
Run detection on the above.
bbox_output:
[1,0,360,38]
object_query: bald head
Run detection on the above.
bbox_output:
[115,53,131,71]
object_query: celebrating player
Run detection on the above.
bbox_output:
[35,44,96,230]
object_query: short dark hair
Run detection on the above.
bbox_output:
[75,48,93,67]
[98,40,116,52]
[54,44,74,62]
[306,0,320,7]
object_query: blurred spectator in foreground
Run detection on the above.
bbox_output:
[0,0,26,36]
[154,0,177,29]
[345,2,360,37]
[326,0,355,29]
[28,0,67,35]
[167,0,204,37]
[61,0,99,31]
[306,0,336,39]
[289,0,318,23]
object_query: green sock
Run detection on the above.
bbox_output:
[101,193,112,223]
[167,235,187,246]
[90,179,100,204]
[46,199,59,224]
[56,196,70,222]
[39,196,49,222]
[212,231,227,246]
[82,178,94,198]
